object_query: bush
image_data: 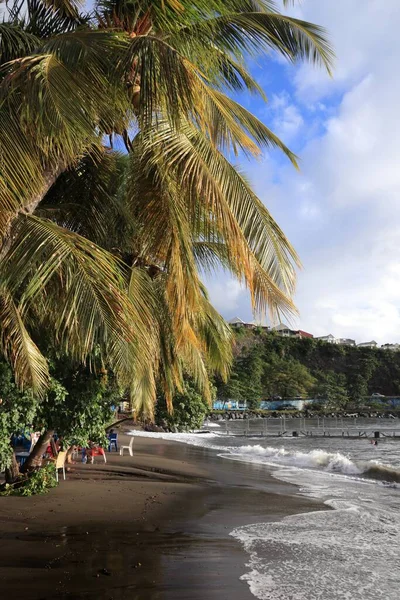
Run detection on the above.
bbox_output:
[0,463,58,496]
[155,384,209,431]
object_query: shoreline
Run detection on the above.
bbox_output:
[0,428,326,599]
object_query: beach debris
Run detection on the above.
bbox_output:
[99,568,112,576]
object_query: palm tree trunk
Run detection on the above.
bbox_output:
[0,166,65,260]
[20,429,55,473]
[5,451,21,483]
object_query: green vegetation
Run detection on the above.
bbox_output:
[155,382,210,431]
[0,0,331,420]
[0,357,121,484]
[0,362,37,469]
[216,331,400,410]
[0,464,57,497]
[0,1,332,492]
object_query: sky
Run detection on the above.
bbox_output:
[205,0,400,345]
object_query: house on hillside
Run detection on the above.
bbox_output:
[227,317,245,328]
[381,343,400,351]
[357,340,378,349]
[295,330,314,339]
[315,334,338,344]
[227,317,255,330]
[250,321,270,331]
[272,323,295,337]
[338,338,356,346]
[272,324,313,338]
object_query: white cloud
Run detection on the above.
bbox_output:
[286,0,398,103]
[206,278,246,315]
[269,92,304,142]
[210,0,400,345]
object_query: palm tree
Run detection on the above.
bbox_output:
[0,1,333,416]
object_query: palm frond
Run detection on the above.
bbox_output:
[0,33,131,235]
[42,0,82,18]
[138,121,299,318]
[172,11,333,74]
[0,23,40,66]
[26,0,85,38]
[0,286,49,393]
[3,215,156,384]
[37,150,132,250]
[194,287,233,381]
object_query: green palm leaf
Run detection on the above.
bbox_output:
[0,23,40,66]
[3,215,156,385]
[0,286,49,393]
[172,11,333,73]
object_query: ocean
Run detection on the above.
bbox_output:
[131,427,400,600]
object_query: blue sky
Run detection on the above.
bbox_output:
[205,0,400,345]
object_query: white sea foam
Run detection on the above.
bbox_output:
[231,468,400,600]
[131,430,400,482]
[132,429,400,599]
[231,500,400,600]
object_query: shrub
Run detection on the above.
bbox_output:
[0,463,58,496]
[155,384,209,431]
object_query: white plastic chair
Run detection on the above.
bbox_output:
[120,437,134,456]
[55,450,67,482]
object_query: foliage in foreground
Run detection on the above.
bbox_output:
[0,0,332,419]
[155,382,210,431]
[0,463,57,496]
[0,358,120,471]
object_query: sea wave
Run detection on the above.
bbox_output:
[131,430,400,484]
[231,498,400,600]
[226,444,400,483]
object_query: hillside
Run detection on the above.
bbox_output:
[215,329,400,409]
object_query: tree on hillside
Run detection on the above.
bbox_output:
[312,370,350,411]
[346,354,377,404]
[262,358,315,399]
[0,1,332,421]
[217,345,264,409]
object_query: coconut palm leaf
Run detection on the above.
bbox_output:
[125,34,293,158]
[0,32,130,235]
[0,285,50,393]
[194,287,232,381]
[27,0,84,37]
[0,23,40,65]
[42,0,82,17]
[3,215,157,386]
[171,10,333,73]
[37,151,132,250]
[137,121,298,317]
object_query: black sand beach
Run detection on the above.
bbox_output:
[0,428,325,600]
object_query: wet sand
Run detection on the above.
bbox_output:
[0,427,325,599]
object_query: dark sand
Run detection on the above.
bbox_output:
[0,426,325,599]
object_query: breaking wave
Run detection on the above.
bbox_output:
[131,430,400,484]
[225,444,400,484]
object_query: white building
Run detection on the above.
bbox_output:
[357,341,378,349]
[381,343,400,351]
[338,338,356,346]
[315,334,339,344]
[227,317,256,330]
[227,317,245,328]
[272,323,313,338]
[272,323,294,337]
